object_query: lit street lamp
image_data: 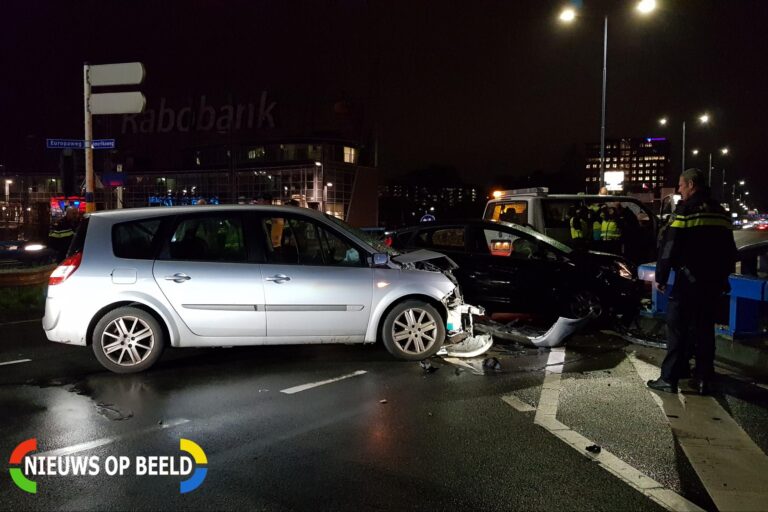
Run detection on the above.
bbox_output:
[658,113,709,171]
[560,0,656,190]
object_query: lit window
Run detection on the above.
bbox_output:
[343,146,357,164]
[248,147,265,160]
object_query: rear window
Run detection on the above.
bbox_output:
[112,218,162,260]
[487,201,528,223]
[66,217,90,258]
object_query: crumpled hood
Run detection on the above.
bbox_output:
[391,249,459,269]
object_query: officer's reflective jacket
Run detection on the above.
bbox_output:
[656,191,737,291]
[570,217,589,240]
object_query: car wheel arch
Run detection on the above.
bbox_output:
[376,294,448,343]
[87,301,172,348]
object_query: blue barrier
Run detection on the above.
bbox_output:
[637,263,767,337]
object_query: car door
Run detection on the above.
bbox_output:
[466,224,566,313]
[152,212,267,337]
[255,213,373,337]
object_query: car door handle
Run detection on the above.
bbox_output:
[265,274,291,284]
[165,273,191,283]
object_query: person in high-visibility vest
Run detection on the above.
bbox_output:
[600,206,622,255]
[48,206,81,261]
[568,206,590,250]
[587,203,602,241]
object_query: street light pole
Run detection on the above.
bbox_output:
[599,15,608,189]
[681,121,686,171]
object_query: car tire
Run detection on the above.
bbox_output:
[563,290,604,321]
[381,300,446,360]
[92,307,165,373]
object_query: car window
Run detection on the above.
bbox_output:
[113,218,162,260]
[414,227,465,251]
[488,201,528,224]
[475,227,559,261]
[261,216,363,267]
[165,214,246,262]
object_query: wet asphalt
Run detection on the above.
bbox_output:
[2,320,768,511]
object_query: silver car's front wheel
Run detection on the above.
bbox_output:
[92,307,165,373]
[381,301,445,360]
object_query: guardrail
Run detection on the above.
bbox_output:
[638,263,767,337]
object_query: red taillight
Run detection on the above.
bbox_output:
[48,252,82,286]
[384,236,393,247]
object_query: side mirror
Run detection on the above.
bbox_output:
[372,253,389,267]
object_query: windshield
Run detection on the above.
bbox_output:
[492,220,573,254]
[324,215,400,256]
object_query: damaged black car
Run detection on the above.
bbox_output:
[388,219,641,325]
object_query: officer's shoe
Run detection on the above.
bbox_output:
[647,378,678,394]
[688,378,712,396]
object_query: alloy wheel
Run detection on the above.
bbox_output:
[100,316,155,366]
[390,307,438,355]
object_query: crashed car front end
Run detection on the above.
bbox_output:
[391,250,493,357]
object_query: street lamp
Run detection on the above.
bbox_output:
[561,1,656,190]
[692,149,699,156]
[658,113,709,171]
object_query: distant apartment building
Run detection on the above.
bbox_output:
[584,137,672,193]
[378,176,482,228]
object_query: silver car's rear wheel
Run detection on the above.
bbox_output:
[381,301,445,360]
[92,307,165,373]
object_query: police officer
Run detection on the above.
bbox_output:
[48,206,81,261]
[647,169,736,395]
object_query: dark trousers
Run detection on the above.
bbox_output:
[661,282,718,383]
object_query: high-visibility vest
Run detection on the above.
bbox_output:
[570,217,588,240]
[601,219,621,240]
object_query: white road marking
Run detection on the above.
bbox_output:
[500,394,536,412]
[36,418,190,457]
[504,347,704,512]
[280,370,367,395]
[630,354,768,512]
[0,358,32,366]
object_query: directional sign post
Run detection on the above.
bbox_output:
[84,62,145,212]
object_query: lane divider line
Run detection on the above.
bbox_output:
[36,418,190,457]
[280,370,367,395]
[0,359,32,367]
[629,354,768,512]
[501,347,704,512]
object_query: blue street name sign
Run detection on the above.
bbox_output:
[46,139,116,150]
[47,139,85,149]
[91,139,116,149]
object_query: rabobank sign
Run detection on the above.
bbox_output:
[121,91,277,134]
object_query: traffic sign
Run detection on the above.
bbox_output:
[90,92,146,115]
[89,62,145,87]
[46,139,116,150]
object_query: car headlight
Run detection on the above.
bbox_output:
[616,261,634,280]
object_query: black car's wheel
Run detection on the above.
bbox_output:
[92,307,165,373]
[563,290,604,320]
[381,301,445,360]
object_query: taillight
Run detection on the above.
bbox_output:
[49,252,83,286]
[384,236,393,247]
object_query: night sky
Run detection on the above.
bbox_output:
[2,0,767,207]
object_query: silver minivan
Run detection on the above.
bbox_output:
[44,206,482,373]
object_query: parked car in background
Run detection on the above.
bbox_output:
[389,219,641,323]
[43,206,483,373]
[483,188,658,263]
